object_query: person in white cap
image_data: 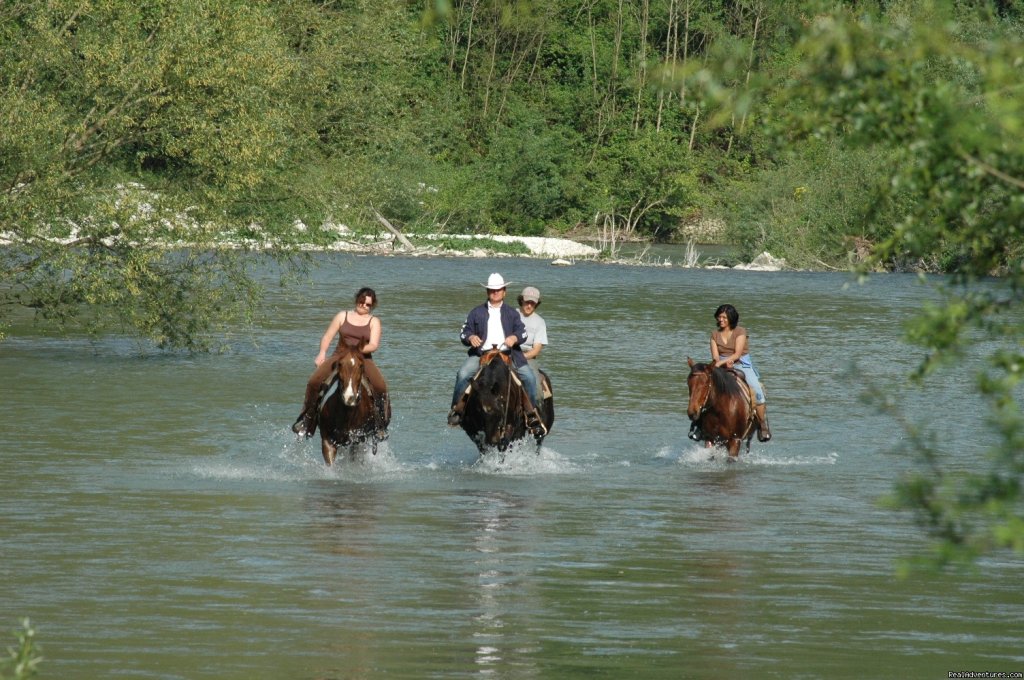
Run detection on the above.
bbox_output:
[447,273,546,436]
[517,285,548,406]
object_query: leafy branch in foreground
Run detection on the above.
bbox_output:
[0,619,42,680]
[783,1,1024,570]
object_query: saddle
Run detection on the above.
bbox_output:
[723,366,756,412]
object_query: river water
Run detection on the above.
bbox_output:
[1,252,1021,679]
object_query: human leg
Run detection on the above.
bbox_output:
[448,355,481,425]
[527,360,544,404]
[515,364,546,437]
[515,364,539,409]
[364,359,390,439]
[736,364,770,442]
[292,359,336,437]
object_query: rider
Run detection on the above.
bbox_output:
[447,273,546,437]
[517,285,548,406]
[292,287,389,440]
[710,303,771,442]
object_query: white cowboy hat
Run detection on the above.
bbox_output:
[482,273,512,290]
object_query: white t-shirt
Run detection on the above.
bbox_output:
[483,303,506,349]
[519,311,548,351]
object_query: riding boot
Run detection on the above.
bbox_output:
[447,391,469,427]
[755,403,772,442]
[292,408,317,439]
[521,392,547,438]
[373,394,389,440]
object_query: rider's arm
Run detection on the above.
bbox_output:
[363,317,381,354]
[504,306,527,348]
[459,309,483,348]
[524,342,543,360]
[315,312,345,366]
[730,331,748,364]
[710,335,721,365]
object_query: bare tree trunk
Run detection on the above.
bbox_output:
[460,0,481,91]
[372,207,415,251]
[633,0,650,132]
[738,9,761,134]
[481,14,499,118]
[656,0,678,131]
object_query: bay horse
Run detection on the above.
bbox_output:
[459,349,554,454]
[317,342,389,465]
[685,357,755,460]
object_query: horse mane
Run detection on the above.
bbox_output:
[711,365,746,397]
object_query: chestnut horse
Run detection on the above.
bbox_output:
[317,343,389,465]
[685,357,755,460]
[459,349,554,453]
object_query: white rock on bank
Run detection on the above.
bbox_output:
[733,251,786,271]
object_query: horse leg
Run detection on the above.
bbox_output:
[726,438,741,460]
[373,393,389,441]
[321,437,337,466]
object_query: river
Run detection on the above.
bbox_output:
[1,252,1021,679]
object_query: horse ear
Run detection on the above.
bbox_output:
[687,357,695,368]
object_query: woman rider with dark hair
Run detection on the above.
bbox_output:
[710,303,771,442]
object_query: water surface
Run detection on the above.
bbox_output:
[1,254,1020,679]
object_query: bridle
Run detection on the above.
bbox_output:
[690,370,713,420]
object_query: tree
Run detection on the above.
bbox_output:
[772,1,1024,568]
[0,0,310,349]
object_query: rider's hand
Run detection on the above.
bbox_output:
[468,335,482,348]
[504,334,518,348]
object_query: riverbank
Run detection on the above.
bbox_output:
[301,229,786,271]
[0,223,785,270]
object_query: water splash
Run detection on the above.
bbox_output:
[469,439,579,476]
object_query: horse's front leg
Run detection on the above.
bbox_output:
[321,437,338,466]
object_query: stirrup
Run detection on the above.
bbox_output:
[526,410,547,437]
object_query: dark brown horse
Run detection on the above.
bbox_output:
[459,349,554,453]
[686,357,755,460]
[317,343,389,465]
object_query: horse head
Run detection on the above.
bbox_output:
[333,342,367,407]
[686,357,713,421]
[469,351,520,448]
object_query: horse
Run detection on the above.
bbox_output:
[316,342,389,465]
[685,357,755,460]
[459,349,554,454]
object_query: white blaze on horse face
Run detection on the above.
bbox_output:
[341,355,360,406]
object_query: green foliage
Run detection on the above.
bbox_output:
[723,140,904,267]
[773,0,1024,569]
[0,619,42,680]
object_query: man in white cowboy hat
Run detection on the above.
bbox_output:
[447,272,546,436]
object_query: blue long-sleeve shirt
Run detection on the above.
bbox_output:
[459,302,528,368]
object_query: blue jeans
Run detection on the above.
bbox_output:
[452,355,540,409]
[735,361,765,404]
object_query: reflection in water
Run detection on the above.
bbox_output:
[303,482,385,558]
[466,490,539,679]
[303,483,386,680]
